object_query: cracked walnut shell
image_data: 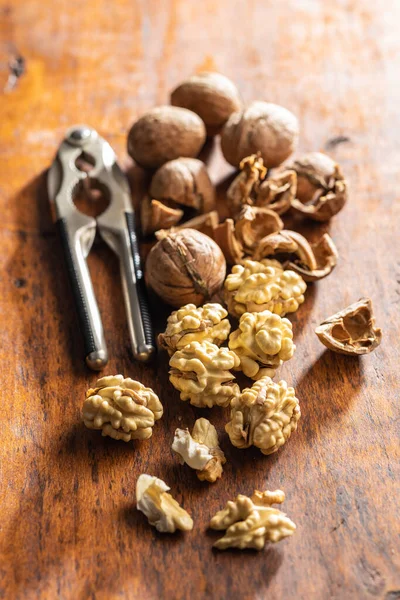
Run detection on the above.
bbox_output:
[224,258,307,318]
[209,489,296,550]
[83,375,163,442]
[158,303,230,356]
[169,341,240,408]
[229,311,295,380]
[315,298,382,355]
[172,418,226,482]
[288,152,348,221]
[225,376,300,455]
[140,196,183,236]
[136,474,193,532]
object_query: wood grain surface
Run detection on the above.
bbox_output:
[1,1,399,599]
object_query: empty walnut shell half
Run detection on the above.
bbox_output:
[256,170,297,215]
[141,196,183,236]
[288,152,348,221]
[150,157,215,213]
[171,72,242,136]
[212,219,244,265]
[146,228,226,307]
[315,298,382,355]
[285,233,338,282]
[234,205,283,254]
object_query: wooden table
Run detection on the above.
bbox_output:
[1,1,399,599]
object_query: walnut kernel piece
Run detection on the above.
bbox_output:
[288,152,348,221]
[315,298,382,355]
[225,376,300,454]
[172,418,226,482]
[150,158,215,213]
[146,229,226,308]
[229,311,295,380]
[158,303,231,356]
[209,489,296,550]
[136,474,193,533]
[169,341,240,408]
[224,258,306,318]
[140,196,183,236]
[83,375,163,442]
[221,102,299,169]
[256,169,297,215]
[127,106,206,169]
[171,72,242,136]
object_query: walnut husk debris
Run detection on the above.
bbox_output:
[127,106,206,169]
[224,258,307,318]
[225,376,301,455]
[158,303,230,356]
[150,158,215,213]
[83,375,163,442]
[229,311,295,380]
[136,474,193,532]
[171,72,242,136]
[227,154,296,216]
[145,229,226,307]
[141,196,183,236]
[315,298,382,355]
[209,489,296,550]
[253,230,339,281]
[221,102,299,169]
[169,340,240,407]
[288,152,348,221]
[172,418,226,483]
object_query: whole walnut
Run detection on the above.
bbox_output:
[146,229,226,307]
[221,102,299,169]
[127,106,206,169]
[150,158,215,213]
[171,72,242,136]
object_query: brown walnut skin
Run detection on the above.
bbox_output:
[127,106,206,169]
[171,72,242,137]
[150,158,215,213]
[145,229,226,307]
[221,101,299,169]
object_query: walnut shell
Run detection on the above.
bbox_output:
[171,72,242,136]
[150,158,215,212]
[221,102,299,169]
[127,106,206,169]
[145,229,226,307]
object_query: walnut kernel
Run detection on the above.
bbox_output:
[136,474,193,532]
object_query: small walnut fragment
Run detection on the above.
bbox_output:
[141,196,183,236]
[172,418,226,482]
[136,474,193,532]
[209,489,296,550]
[229,311,295,379]
[226,153,267,215]
[256,169,297,215]
[315,298,382,355]
[288,152,348,221]
[224,258,307,318]
[83,375,163,442]
[225,376,300,454]
[212,219,244,264]
[158,303,231,356]
[169,341,240,407]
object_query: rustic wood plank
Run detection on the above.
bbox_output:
[0,1,399,599]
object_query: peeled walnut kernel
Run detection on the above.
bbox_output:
[140,196,183,236]
[224,258,306,318]
[127,106,206,169]
[158,303,230,356]
[172,418,226,482]
[171,72,242,136]
[146,229,226,307]
[225,376,300,455]
[169,340,240,408]
[209,489,296,551]
[229,311,295,380]
[288,152,348,221]
[136,474,193,532]
[150,158,215,213]
[83,375,163,442]
[221,102,299,169]
[315,298,382,355]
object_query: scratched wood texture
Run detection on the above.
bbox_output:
[0,1,399,599]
